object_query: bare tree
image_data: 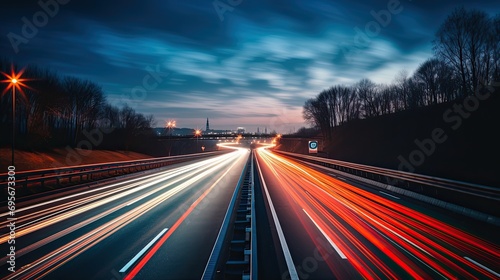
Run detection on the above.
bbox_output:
[337,85,360,123]
[434,7,498,95]
[303,97,330,139]
[378,85,394,115]
[394,70,411,110]
[322,87,338,128]
[100,104,120,128]
[465,9,493,91]
[492,14,500,82]
[356,78,379,117]
[434,7,469,96]
[22,66,66,145]
[63,77,106,145]
[414,58,458,105]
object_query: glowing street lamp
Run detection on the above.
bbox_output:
[166,120,176,135]
[165,120,177,156]
[195,129,202,137]
[2,68,31,166]
[195,129,202,151]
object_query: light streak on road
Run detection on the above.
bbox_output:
[255,147,500,279]
[124,148,248,279]
[0,152,239,243]
[3,148,249,279]
[255,154,299,280]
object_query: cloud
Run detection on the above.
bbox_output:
[1,0,498,132]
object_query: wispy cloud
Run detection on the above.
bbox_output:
[1,0,497,132]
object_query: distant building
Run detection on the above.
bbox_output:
[205,129,231,135]
[154,127,199,136]
[203,118,235,135]
[237,127,245,134]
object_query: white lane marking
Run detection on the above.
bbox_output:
[379,191,400,200]
[126,197,143,207]
[302,209,347,259]
[364,222,446,278]
[201,152,250,280]
[464,256,500,277]
[255,156,299,280]
[119,228,169,273]
[313,183,432,257]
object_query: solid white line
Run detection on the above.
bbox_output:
[314,184,431,257]
[255,156,299,280]
[379,191,400,200]
[302,209,347,259]
[464,256,500,277]
[126,197,143,206]
[364,222,445,278]
[119,228,169,273]
[201,152,250,280]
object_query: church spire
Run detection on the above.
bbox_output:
[206,118,210,131]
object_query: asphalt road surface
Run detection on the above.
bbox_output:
[0,146,249,279]
[254,147,500,279]
[1,144,498,279]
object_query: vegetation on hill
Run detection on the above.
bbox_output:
[279,91,499,187]
[286,7,500,186]
[0,148,152,171]
[0,61,155,152]
[303,7,499,140]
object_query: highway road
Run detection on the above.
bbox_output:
[1,143,498,279]
[255,146,500,279]
[0,145,249,279]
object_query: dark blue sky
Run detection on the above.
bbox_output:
[1,0,498,132]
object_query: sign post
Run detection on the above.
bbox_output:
[308,141,318,154]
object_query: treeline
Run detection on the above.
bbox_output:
[0,60,155,150]
[304,7,500,139]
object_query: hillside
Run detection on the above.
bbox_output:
[0,148,152,172]
[277,92,500,187]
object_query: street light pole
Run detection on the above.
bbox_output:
[195,129,201,152]
[11,80,16,167]
[2,71,29,167]
[166,120,176,156]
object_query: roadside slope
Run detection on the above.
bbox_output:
[0,148,152,172]
[277,93,500,187]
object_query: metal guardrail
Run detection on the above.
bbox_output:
[275,150,499,199]
[273,150,500,217]
[202,150,256,280]
[0,151,229,191]
[250,151,257,280]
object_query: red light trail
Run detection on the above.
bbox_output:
[256,147,499,279]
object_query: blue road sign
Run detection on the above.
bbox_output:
[308,141,318,153]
